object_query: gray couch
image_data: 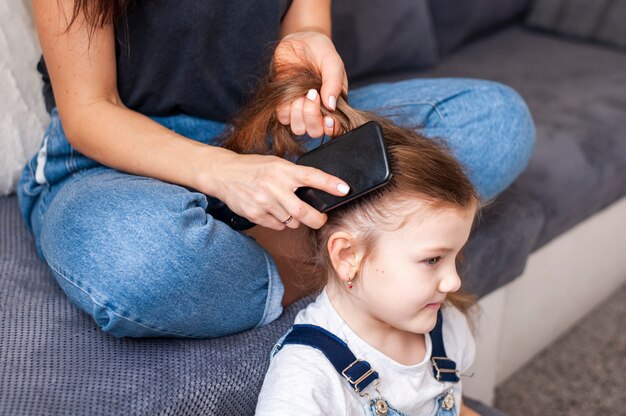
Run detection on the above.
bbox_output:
[2,1,625,415]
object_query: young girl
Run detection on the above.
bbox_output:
[245,62,481,416]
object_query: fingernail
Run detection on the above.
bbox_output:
[325,117,334,129]
[306,89,318,101]
[337,183,350,194]
[328,95,337,110]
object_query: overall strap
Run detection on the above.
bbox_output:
[275,324,379,393]
[274,309,459,394]
[430,310,460,383]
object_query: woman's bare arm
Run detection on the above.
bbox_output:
[280,0,331,37]
[33,0,230,196]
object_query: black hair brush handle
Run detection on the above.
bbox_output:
[295,121,392,213]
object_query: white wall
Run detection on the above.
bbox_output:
[463,196,626,403]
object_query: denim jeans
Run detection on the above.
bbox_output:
[17,78,535,338]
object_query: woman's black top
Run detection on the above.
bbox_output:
[38,0,292,122]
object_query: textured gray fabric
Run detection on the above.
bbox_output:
[332,0,438,80]
[0,194,303,415]
[428,0,530,54]
[355,26,626,296]
[526,0,626,49]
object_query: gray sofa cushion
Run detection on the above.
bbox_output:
[526,0,626,49]
[428,0,530,54]
[332,0,438,80]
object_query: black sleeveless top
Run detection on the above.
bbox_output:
[38,0,292,122]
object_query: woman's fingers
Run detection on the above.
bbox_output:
[276,103,290,125]
[262,163,349,230]
[324,116,342,137]
[319,54,347,111]
[279,89,339,138]
[265,201,302,230]
[295,165,350,200]
[303,89,324,138]
[289,97,306,135]
[281,194,327,229]
[256,212,289,231]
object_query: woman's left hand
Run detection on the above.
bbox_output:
[274,31,347,139]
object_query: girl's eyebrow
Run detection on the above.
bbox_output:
[420,247,454,254]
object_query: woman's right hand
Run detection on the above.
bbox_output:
[201,151,350,230]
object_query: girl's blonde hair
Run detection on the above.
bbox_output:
[221,50,479,314]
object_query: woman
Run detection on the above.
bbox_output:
[18,0,535,338]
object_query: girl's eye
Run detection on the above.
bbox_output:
[425,256,442,266]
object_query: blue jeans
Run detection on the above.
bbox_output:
[17,78,535,338]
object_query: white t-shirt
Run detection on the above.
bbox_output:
[256,289,475,416]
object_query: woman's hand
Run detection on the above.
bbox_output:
[205,151,350,230]
[274,30,348,139]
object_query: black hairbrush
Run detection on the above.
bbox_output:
[295,121,392,212]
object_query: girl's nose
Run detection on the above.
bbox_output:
[438,270,462,294]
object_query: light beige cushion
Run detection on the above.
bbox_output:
[0,0,48,196]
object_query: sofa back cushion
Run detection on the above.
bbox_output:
[332,0,438,81]
[526,0,626,49]
[0,0,48,196]
[428,0,530,54]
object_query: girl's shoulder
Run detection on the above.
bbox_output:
[256,291,357,415]
[257,340,351,415]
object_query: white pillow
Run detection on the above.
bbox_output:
[0,0,49,196]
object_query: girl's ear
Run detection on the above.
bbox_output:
[327,231,363,283]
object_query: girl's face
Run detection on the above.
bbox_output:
[346,201,476,336]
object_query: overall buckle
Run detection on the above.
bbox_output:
[431,356,460,382]
[341,359,375,393]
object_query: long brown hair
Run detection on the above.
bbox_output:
[221,51,480,315]
[63,0,131,38]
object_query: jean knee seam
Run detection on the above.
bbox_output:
[381,100,446,119]
[377,100,447,127]
[431,83,513,122]
[42,252,195,337]
[256,250,282,328]
[37,186,51,224]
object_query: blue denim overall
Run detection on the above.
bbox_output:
[273,310,459,416]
